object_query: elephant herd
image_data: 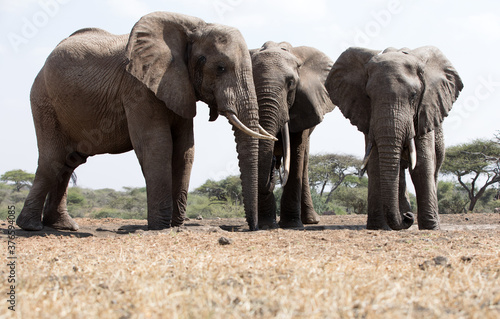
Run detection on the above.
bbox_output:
[16,12,463,232]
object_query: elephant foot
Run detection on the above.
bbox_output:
[419,224,440,230]
[418,220,440,230]
[366,224,391,231]
[279,218,304,229]
[417,212,440,230]
[366,216,390,230]
[171,217,188,228]
[301,210,320,225]
[258,219,279,230]
[16,211,43,231]
[43,212,79,231]
[147,221,172,231]
[148,224,171,231]
[171,221,184,227]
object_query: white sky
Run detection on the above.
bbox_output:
[1,0,499,191]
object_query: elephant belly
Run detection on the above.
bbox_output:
[69,116,133,156]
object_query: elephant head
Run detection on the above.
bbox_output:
[250,41,335,228]
[125,12,274,230]
[326,46,463,230]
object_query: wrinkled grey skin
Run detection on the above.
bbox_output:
[326,46,463,230]
[250,41,335,229]
[17,12,263,231]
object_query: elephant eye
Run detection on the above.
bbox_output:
[216,65,226,75]
[410,92,418,103]
[287,79,295,90]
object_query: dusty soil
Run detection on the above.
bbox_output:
[2,212,498,238]
[1,213,499,319]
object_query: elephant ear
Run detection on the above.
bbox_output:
[125,12,205,119]
[326,47,380,135]
[411,46,463,135]
[287,46,336,133]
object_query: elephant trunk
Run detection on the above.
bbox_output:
[255,89,282,228]
[234,128,259,230]
[375,121,414,230]
[257,90,281,191]
[232,72,260,231]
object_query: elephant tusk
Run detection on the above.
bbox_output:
[227,114,278,141]
[280,122,290,186]
[258,124,276,139]
[359,142,372,177]
[408,138,417,171]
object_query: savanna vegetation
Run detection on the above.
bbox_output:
[1,135,499,220]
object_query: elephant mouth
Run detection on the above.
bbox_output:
[224,112,278,141]
[359,138,417,177]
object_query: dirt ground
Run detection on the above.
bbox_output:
[1,213,499,319]
[4,212,499,238]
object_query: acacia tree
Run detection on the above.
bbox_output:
[441,139,500,212]
[1,169,35,192]
[308,154,362,203]
[194,175,242,205]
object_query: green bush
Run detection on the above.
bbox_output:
[67,187,86,206]
[332,186,368,214]
[186,194,244,219]
[437,181,469,214]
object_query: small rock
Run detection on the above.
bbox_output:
[73,265,79,272]
[433,256,449,266]
[218,237,233,245]
[419,260,432,270]
[98,282,109,289]
[196,215,203,220]
[419,256,451,270]
[461,255,473,263]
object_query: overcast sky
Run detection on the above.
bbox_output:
[1,0,499,191]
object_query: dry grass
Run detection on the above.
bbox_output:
[1,215,499,318]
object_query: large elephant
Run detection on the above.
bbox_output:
[326,46,463,230]
[16,12,275,232]
[250,41,335,229]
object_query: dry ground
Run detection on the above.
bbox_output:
[1,213,499,319]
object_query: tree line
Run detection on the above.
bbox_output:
[1,135,499,220]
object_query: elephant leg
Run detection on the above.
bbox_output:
[42,151,87,231]
[300,129,319,224]
[171,118,195,227]
[16,164,53,231]
[126,105,175,230]
[140,139,174,230]
[279,130,306,228]
[410,131,440,230]
[366,143,390,230]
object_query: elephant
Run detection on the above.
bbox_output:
[326,46,463,230]
[250,41,335,229]
[16,11,275,232]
